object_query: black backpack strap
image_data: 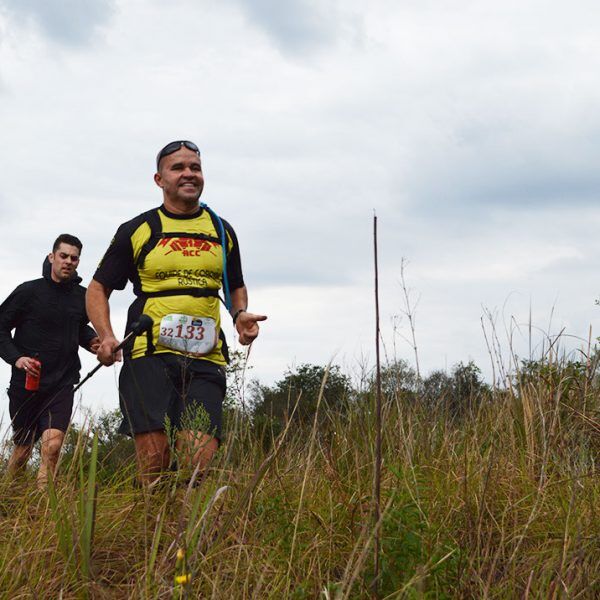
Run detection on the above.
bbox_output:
[136,209,163,269]
[201,203,232,311]
[219,330,230,364]
[139,288,221,299]
[203,209,223,246]
[164,232,221,243]
[145,329,156,356]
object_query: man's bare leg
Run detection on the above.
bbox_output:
[176,431,218,478]
[134,431,171,486]
[38,428,65,487]
[7,444,33,478]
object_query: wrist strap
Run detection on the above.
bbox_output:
[232,309,246,324]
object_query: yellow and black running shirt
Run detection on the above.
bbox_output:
[93,205,244,365]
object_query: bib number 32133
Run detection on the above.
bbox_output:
[157,313,218,356]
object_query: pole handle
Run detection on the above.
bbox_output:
[73,315,153,392]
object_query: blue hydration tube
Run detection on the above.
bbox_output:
[200,202,232,312]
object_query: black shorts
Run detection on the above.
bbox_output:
[118,354,226,440]
[8,385,74,445]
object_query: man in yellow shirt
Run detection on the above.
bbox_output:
[86,140,266,484]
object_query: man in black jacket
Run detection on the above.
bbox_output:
[0,234,99,485]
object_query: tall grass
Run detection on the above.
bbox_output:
[0,355,599,598]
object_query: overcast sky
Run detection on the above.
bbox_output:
[1,0,599,420]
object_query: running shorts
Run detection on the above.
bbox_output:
[118,353,226,440]
[8,385,74,445]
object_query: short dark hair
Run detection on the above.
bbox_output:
[52,234,82,253]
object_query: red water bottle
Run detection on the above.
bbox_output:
[25,357,41,391]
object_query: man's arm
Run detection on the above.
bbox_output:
[0,286,42,376]
[221,221,265,345]
[79,323,100,354]
[86,279,122,365]
[229,286,267,345]
[0,286,27,367]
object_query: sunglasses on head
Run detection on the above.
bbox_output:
[156,140,200,169]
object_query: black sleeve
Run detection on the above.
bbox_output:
[223,219,245,291]
[0,284,29,366]
[92,222,136,291]
[79,323,98,350]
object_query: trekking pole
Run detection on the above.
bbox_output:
[74,314,153,392]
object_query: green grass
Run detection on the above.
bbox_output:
[0,363,599,598]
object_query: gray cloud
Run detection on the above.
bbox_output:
[0,0,114,45]
[406,148,600,218]
[228,0,358,55]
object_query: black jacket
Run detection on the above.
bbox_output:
[0,259,97,391]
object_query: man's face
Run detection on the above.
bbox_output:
[154,147,204,204]
[48,243,80,283]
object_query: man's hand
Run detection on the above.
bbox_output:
[89,337,101,354]
[15,356,41,377]
[96,335,123,366]
[235,311,267,345]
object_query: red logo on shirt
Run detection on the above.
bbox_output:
[158,237,219,257]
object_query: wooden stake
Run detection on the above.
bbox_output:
[372,213,382,598]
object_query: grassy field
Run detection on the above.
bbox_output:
[0,355,599,599]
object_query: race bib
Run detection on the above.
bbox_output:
[157,313,218,356]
